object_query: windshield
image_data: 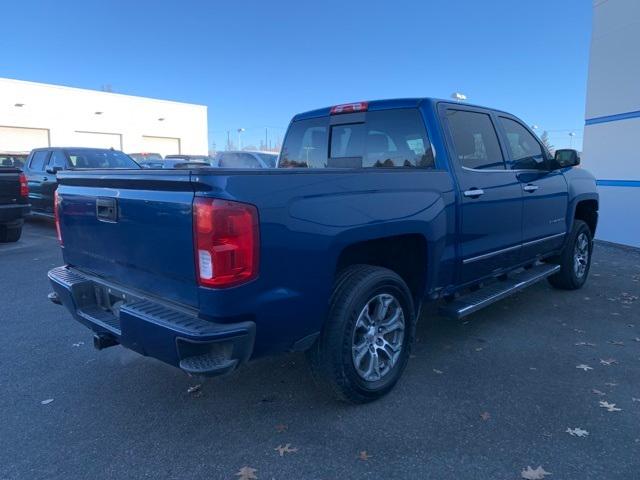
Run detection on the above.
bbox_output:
[67,150,140,169]
[129,153,163,161]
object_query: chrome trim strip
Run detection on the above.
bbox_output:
[522,232,566,247]
[462,244,521,264]
[463,232,566,265]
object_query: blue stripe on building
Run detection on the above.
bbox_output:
[596,179,640,187]
[586,110,640,126]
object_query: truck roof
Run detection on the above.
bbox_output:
[292,97,508,121]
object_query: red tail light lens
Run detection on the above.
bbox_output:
[54,190,63,245]
[193,198,259,288]
[330,101,369,115]
[19,173,28,197]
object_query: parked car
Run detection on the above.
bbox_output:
[23,147,140,215]
[165,154,214,164]
[0,152,29,169]
[214,150,278,168]
[48,98,598,403]
[0,167,30,242]
[128,152,163,168]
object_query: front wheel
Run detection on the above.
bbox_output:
[307,265,415,403]
[547,220,593,290]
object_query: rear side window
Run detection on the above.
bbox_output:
[498,117,546,170]
[446,110,505,170]
[29,150,50,171]
[279,109,434,169]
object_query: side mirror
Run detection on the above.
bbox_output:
[45,166,62,175]
[554,149,580,168]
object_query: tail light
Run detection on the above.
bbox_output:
[19,173,28,197]
[193,198,259,288]
[54,190,63,245]
[330,101,369,115]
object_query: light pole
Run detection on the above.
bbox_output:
[569,132,576,148]
[531,124,539,131]
[237,128,245,150]
[451,92,467,102]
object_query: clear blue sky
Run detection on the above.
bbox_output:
[1,0,592,151]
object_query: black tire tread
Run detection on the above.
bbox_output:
[547,220,591,290]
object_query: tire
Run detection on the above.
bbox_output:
[0,225,22,243]
[547,220,593,290]
[307,264,415,403]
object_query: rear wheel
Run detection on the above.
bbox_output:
[307,265,415,403]
[0,225,22,243]
[547,220,592,290]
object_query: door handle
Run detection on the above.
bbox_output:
[463,188,485,198]
[523,184,539,192]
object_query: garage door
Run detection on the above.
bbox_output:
[0,126,50,151]
[142,136,181,158]
[74,131,122,149]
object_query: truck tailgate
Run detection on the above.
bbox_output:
[0,169,21,204]
[57,171,199,307]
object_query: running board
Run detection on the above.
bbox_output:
[439,264,561,319]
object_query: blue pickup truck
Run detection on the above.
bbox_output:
[48,98,598,403]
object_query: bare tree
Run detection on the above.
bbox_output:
[541,130,554,154]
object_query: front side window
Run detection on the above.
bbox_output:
[499,117,546,170]
[446,110,505,170]
[29,150,50,171]
[49,151,68,169]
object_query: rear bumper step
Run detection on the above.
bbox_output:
[439,263,561,319]
[48,266,255,376]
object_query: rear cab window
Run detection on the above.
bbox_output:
[279,108,434,169]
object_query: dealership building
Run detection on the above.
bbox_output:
[0,78,208,158]
[582,0,639,247]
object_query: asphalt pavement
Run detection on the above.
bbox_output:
[1,219,639,480]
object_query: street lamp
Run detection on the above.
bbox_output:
[531,124,539,131]
[569,132,576,148]
[451,92,467,102]
[237,128,245,150]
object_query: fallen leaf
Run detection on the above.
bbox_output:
[480,412,490,421]
[633,337,640,343]
[566,427,589,437]
[274,443,298,457]
[187,384,201,394]
[608,340,625,346]
[358,451,372,461]
[275,424,288,433]
[576,364,593,371]
[72,342,84,347]
[632,397,640,403]
[575,342,596,347]
[574,328,586,334]
[235,466,258,480]
[40,398,54,405]
[600,358,618,366]
[591,389,606,396]
[521,465,552,479]
[475,347,484,352]
[599,401,622,412]
[605,382,619,387]
[529,367,538,371]
[433,368,443,375]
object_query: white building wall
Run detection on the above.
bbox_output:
[0,78,208,157]
[582,0,640,247]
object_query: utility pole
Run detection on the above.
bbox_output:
[265,128,268,151]
[226,130,230,151]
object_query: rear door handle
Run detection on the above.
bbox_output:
[523,184,539,192]
[463,188,485,198]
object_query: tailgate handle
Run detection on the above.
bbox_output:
[96,198,118,222]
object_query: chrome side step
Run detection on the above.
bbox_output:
[439,264,561,319]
